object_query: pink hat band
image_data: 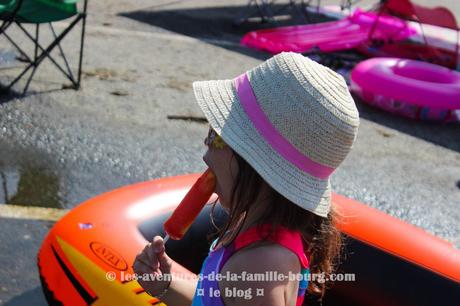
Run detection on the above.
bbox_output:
[234,73,335,180]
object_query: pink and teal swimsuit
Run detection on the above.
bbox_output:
[191,224,310,306]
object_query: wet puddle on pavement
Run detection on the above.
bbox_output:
[0,140,62,208]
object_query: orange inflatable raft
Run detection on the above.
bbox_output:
[37,174,460,306]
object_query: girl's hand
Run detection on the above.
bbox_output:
[133,236,173,296]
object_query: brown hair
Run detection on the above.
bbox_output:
[211,151,343,299]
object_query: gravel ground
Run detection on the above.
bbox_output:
[0,0,459,304]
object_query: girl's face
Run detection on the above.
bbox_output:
[202,128,238,211]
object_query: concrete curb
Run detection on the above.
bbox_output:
[0,204,69,222]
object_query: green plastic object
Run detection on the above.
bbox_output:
[0,0,78,23]
[0,0,18,11]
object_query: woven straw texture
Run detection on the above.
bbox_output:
[193,52,359,217]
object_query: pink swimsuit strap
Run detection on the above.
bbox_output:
[226,224,310,306]
[232,224,310,269]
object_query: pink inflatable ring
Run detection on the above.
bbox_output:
[350,58,460,122]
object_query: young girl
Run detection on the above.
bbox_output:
[133,52,359,305]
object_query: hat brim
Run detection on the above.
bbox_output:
[193,78,331,217]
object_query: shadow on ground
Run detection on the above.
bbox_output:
[120,3,460,153]
[0,81,68,104]
[120,3,315,40]
[119,3,330,61]
[0,88,23,104]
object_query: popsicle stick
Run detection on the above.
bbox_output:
[163,234,170,244]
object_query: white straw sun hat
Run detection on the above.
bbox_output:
[193,52,359,217]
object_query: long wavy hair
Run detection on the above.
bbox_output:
[211,150,343,299]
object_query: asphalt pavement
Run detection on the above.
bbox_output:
[0,0,459,305]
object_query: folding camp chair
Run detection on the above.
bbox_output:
[234,0,308,25]
[305,0,361,11]
[0,0,88,94]
[368,0,459,68]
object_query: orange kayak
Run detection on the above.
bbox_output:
[37,174,460,305]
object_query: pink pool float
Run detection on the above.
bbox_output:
[350,58,460,122]
[241,9,416,54]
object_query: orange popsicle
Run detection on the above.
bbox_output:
[164,168,216,240]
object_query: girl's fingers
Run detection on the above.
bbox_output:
[142,243,154,261]
[149,255,159,271]
[135,250,149,263]
[142,244,160,270]
[152,236,165,253]
[133,238,167,278]
[133,258,161,276]
[145,243,158,263]
[135,251,153,268]
[132,258,151,274]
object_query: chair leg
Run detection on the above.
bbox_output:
[77,0,89,88]
[1,0,88,94]
[0,19,12,33]
[233,0,278,25]
[4,15,83,94]
[49,23,76,85]
[31,16,84,77]
[23,62,39,95]
[15,22,74,81]
[23,24,41,94]
[4,59,34,92]
[233,0,256,26]
[2,26,33,63]
[259,0,275,23]
[287,0,308,22]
